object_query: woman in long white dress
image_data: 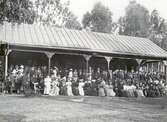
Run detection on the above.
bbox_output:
[44,76,51,95]
[78,79,85,96]
[50,78,60,96]
[105,84,116,97]
[98,80,106,97]
[135,83,144,97]
[66,79,73,96]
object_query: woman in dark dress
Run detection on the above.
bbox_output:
[4,75,12,93]
[83,80,91,96]
[23,70,33,97]
[15,71,23,94]
[59,77,67,95]
[72,80,79,96]
[90,80,98,96]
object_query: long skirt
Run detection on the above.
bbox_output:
[15,79,22,93]
[134,90,144,97]
[72,87,79,96]
[60,86,67,95]
[122,90,128,97]
[78,87,84,96]
[23,82,33,97]
[128,89,135,97]
[90,88,98,96]
[105,87,116,97]
[67,86,73,96]
[50,86,60,96]
[98,88,105,97]
[84,86,92,96]
[44,84,51,95]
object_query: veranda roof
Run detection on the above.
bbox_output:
[0,22,167,59]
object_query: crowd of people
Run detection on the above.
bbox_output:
[2,64,167,97]
[112,69,167,97]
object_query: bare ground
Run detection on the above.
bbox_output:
[0,94,167,122]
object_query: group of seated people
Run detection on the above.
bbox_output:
[112,70,167,97]
[3,64,167,98]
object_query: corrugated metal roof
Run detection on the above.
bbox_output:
[0,22,167,58]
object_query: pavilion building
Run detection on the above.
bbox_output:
[0,22,167,83]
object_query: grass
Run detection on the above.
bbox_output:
[0,94,167,122]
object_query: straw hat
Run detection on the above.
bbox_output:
[69,68,73,71]
[20,65,24,68]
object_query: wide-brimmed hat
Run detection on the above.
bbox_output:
[20,65,24,68]
[53,66,58,70]
[92,79,96,82]
[69,68,73,71]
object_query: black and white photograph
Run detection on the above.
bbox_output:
[0,0,167,121]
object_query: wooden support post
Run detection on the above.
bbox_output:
[44,52,55,76]
[152,62,154,73]
[160,61,163,73]
[147,63,149,72]
[104,57,112,71]
[83,55,91,77]
[157,62,159,72]
[104,56,112,84]
[5,55,8,79]
[158,62,160,72]
[4,50,12,80]
[136,59,143,72]
[163,61,167,85]
[165,66,167,85]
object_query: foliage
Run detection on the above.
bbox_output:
[0,0,35,24]
[64,12,82,30]
[118,0,167,50]
[34,0,70,26]
[34,0,81,30]
[0,0,81,30]
[118,0,150,37]
[149,9,167,50]
[82,2,113,33]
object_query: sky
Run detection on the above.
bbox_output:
[62,0,167,22]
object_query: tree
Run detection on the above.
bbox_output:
[64,12,82,30]
[119,1,167,50]
[82,2,113,33]
[118,0,150,37]
[0,0,35,24]
[34,0,81,30]
[34,0,69,26]
[149,9,167,49]
[35,0,63,25]
[150,10,166,34]
[117,17,126,35]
